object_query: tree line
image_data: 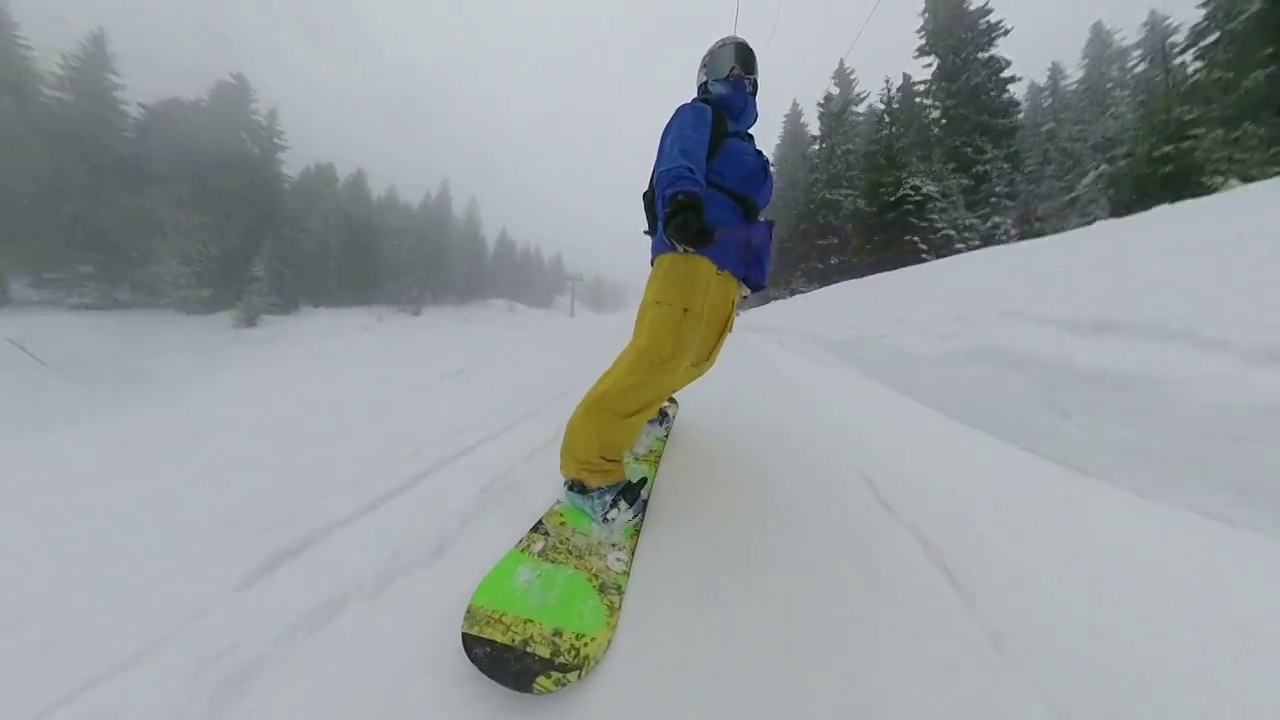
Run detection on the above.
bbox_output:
[0,2,638,323]
[750,0,1278,307]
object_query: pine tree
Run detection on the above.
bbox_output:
[376,186,421,306]
[489,227,520,302]
[858,77,944,273]
[426,179,458,301]
[1014,79,1047,235]
[252,106,296,309]
[1129,10,1187,115]
[792,58,869,288]
[1182,0,1280,185]
[455,196,490,301]
[915,0,1022,248]
[514,243,535,306]
[233,252,270,328]
[1110,90,1208,215]
[0,0,50,285]
[285,161,344,305]
[890,71,970,256]
[402,191,429,306]
[1016,62,1080,236]
[527,245,554,308]
[0,2,645,318]
[335,168,380,305]
[762,98,812,296]
[890,72,933,165]
[0,0,40,107]
[1111,10,1208,214]
[169,72,289,307]
[46,28,131,141]
[1067,20,1133,224]
[45,27,139,292]
[547,251,568,299]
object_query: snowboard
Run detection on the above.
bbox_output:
[460,396,678,694]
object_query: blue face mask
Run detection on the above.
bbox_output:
[708,75,752,97]
[705,75,755,118]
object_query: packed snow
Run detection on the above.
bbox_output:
[4,179,1280,719]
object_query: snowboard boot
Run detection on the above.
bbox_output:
[563,398,672,526]
[562,475,650,526]
[628,398,676,456]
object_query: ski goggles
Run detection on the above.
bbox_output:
[703,41,758,90]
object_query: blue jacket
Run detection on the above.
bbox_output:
[650,88,775,293]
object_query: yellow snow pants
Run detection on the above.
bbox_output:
[560,251,741,488]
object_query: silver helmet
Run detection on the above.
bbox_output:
[696,35,759,96]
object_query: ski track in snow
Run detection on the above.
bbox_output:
[745,320,1274,719]
[184,425,568,720]
[747,324,1277,540]
[749,334,1067,719]
[27,395,573,720]
[30,608,211,720]
[234,387,573,592]
[733,323,1280,719]
[1,302,628,720]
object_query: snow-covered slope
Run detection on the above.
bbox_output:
[3,179,1279,719]
[745,177,1280,541]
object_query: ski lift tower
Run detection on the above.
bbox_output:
[566,272,585,318]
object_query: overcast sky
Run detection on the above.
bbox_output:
[13,0,1200,285]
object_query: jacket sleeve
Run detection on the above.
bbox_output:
[651,100,714,219]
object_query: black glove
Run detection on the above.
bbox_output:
[663,192,714,249]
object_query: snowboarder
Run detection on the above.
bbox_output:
[558,34,775,526]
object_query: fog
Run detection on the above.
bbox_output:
[12,0,1200,285]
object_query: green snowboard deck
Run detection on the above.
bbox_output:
[460,397,678,694]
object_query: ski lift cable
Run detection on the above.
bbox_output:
[765,0,784,45]
[812,0,884,112]
[842,0,884,62]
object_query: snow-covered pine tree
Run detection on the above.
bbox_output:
[1110,10,1208,214]
[792,58,870,288]
[489,227,521,302]
[0,0,50,287]
[335,167,380,305]
[1066,20,1133,225]
[249,105,294,310]
[914,0,1022,249]
[1130,9,1187,114]
[375,186,421,307]
[1182,0,1280,185]
[1014,79,1047,236]
[234,250,271,328]
[526,245,556,309]
[425,179,458,303]
[547,251,568,298]
[858,76,946,274]
[889,71,972,257]
[513,243,535,307]
[45,27,138,298]
[1,1,576,318]
[762,98,813,298]
[1016,61,1080,237]
[456,196,490,302]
